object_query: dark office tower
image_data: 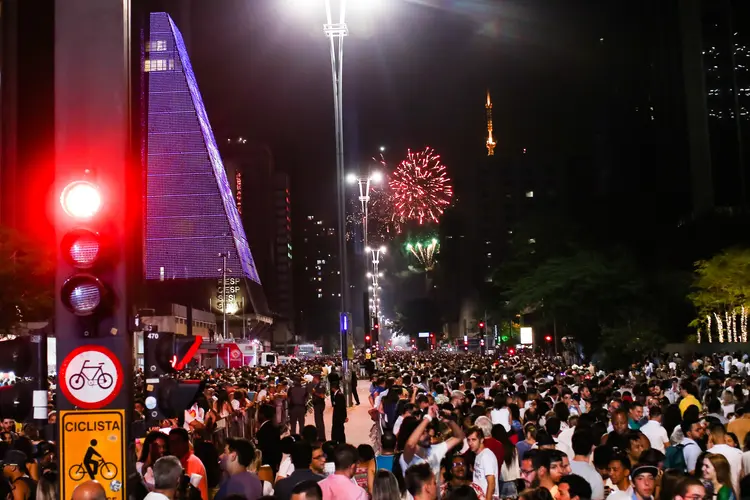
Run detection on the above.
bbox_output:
[682,0,750,212]
[222,140,294,338]
[273,173,294,326]
[296,214,339,349]
[0,0,54,240]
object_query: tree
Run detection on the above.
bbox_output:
[0,227,54,335]
[688,247,750,341]
[503,247,652,358]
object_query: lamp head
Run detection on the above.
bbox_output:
[346,173,357,184]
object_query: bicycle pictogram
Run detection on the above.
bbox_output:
[68,439,118,481]
[69,360,114,391]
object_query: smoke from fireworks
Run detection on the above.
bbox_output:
[390,147,453,225]
[406,238,439,271]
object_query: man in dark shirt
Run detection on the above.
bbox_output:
[216,438,263,500]
[275,442,324,500]
[309,373,327,441]
[331,382,347,443]
[256,405,282,473]
[288,377,309,436]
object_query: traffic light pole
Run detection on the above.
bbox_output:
[54,1,135,498]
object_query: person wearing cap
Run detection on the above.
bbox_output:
[607,463,657,500]
[2,450,35,500]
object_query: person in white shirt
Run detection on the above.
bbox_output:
[639,406,669,453]
[490,396,511,432]
[680,421,704,475]
[401,408,464,478]
[467,425,498,500]
[144,456,183,500]
[393,403,416,437]
[570,431,605,500]
[706,424,743,494]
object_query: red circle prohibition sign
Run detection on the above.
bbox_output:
[59,345,124,409]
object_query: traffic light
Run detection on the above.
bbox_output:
[143,332,202,422]
[365,334,371,348]
[545,335,553,342]
[501,335,509,342]
[57,177,123,337]
[508,348,516,355]
[478,321,485,331]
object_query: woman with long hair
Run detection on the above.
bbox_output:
[136,431,168,490]
[372,469,404,500]
[493,424,521,497]
[702,453,736,500]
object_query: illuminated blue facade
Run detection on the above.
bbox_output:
[145,12,260,283]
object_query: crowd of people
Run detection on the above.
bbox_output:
[6,350,750,500]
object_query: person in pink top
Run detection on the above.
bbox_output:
[317,444,368,500]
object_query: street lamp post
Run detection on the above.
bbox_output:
[323,0,351,404]
[347,171,382,255]
[365,246,385,343]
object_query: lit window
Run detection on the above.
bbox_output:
[529,238,536,244]
[144,59,175,72]
[525,191,534,198]
[146,40,167,52]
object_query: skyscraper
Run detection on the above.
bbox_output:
[143,12,271,338]
[682,0,750,212]
[296,214,339,349]
[222,140,295,340]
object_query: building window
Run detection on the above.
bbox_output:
[144,59,175,72]
[525,191,534,198]
[146,40,167,52]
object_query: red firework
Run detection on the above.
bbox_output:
[390,147,453,225]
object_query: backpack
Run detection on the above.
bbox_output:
[664,442,694,473]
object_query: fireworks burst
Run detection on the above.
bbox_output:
[390,147,453,225]
[406,238,440,271]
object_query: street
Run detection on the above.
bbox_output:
[304,379,373,446]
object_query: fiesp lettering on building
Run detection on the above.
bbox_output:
[60,410,126,500]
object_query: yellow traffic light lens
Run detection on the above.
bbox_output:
[61,181,101,219]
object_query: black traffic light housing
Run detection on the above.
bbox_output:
[143,332,202,423]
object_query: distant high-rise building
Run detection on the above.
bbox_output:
[273,173,294,323]
[681,0,750,212]
[296,214,339,347]
[222,139,294,334]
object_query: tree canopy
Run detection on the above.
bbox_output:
[689,247,750,316]
[0,227,54,334]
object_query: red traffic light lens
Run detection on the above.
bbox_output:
[545,335,552,342]
[62,229,101,268]
[61,274,106,315]
[61,181,101,219]
[479,322,485,328]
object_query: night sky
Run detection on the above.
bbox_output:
[165,0,609,219]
